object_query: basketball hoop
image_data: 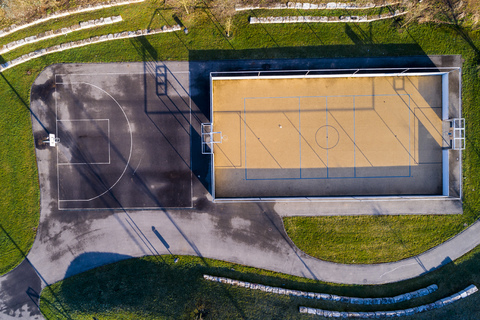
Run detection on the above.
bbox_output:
[44,133,60,147]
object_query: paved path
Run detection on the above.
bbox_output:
[2,188,480,319]
[1,58,477,319]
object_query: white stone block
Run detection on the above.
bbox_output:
[299,306,308,313]
[331,294,341,301]
[307,308,316,314]
[415,305,428,312]
[350,298,362,304]
[112,15,123,23]
[25,35,37,42]
[429,284,439,292]
[323,310,332,317]
[320,293,331,300]
[327,2,336,9]
[331,311,341,318]
[465,285,478,295]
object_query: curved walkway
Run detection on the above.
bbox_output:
[0,61,478,320]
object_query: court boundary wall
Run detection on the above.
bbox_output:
[209,67,462,202]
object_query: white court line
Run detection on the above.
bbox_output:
[57,118,110,121]
[55,71,190,77]
[55,83,60,205]
[57,81,132,205]
[57,204,195,210]
[58,162,110,165]
[189,88,193,208]
[57,119,111,165]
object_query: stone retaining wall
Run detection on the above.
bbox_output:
[0,0,143,39]
[202,275,437,305]
[249,10,406,24]
[0,25,181,73]
[0,16,122,55]
[299,285,478,318]
[236,2,400,11]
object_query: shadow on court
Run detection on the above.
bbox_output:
[131,36,212,193]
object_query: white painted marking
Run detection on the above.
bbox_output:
[380,263,418,278]
[57,81,132,203]
[56,119,111,165]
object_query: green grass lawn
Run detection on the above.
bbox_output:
[39,251,480,320]
[283,215,467,264]
[1,0,480,281]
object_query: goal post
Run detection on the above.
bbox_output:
[451,118,465,150]
[201,123,222,154]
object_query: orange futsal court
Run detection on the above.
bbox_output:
[209,72,451,199]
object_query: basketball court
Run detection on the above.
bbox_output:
[210,73,451,198]
[50,64,193,209]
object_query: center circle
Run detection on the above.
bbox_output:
[315,125,339,149]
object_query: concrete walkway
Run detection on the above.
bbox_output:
[1,58,477,319]
[2,186,480,319]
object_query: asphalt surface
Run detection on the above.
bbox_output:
[0,57,474,319]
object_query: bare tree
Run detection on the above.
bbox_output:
[404,0,480,28]
[169,0,197,15]
[224,15,233,37]
[210,0,235,36]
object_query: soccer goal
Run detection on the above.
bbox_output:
[450,118,465,150]
[201,123,222,154]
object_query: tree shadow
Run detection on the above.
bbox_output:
[0,72,49,133]
[55,257,251,319]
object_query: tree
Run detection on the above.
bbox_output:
[209,0,235,37]
[170,0,197,15]
[224,15,233,37]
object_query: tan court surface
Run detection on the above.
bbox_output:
[212,75,445,198]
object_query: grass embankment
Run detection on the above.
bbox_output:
[40,253,480,319]
[283,215,466,264]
